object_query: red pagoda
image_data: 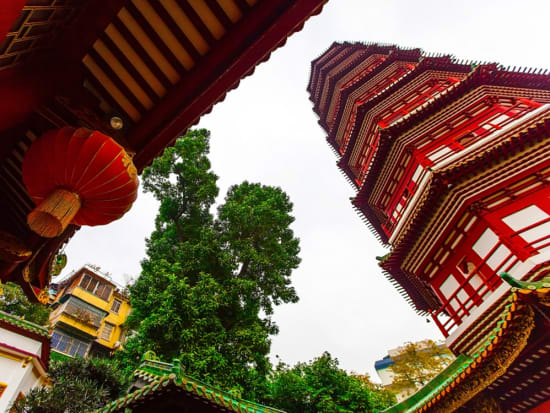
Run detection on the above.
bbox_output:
[0,0,327,303]
[309,42,550,412]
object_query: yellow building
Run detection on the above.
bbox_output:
[49,266,131,359]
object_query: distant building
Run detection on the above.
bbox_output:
[49,266,131,359]
[374,355,395,389]
[0,311,50,411]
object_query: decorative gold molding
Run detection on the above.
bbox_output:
[427,305,534,413]
[22,356,33,368]
[0,349,24,362]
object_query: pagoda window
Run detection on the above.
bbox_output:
[428,216,520,336]
[419,96,541,167]
[354,77,458,187]
[354,127,382,184]
[379,156,424,236]
[502,205,550,253]
[483,184,550,261]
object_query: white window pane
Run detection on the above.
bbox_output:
[521,221,550,244]
[472,228,499,259]
[502,205,548,232]
[440,275,459,299]
[411,165,423,182]
[428,146,453,162]
[486,244,512,270]
[491,114,511,125]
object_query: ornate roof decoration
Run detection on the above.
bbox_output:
[0,309,50,338]
[95,351,285,413]
[382,279,543,412]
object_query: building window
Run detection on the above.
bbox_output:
[95,283,112,301]
[100,323,114,341]
[111,299,122,314]
[79,274,113,301]
[51,331,89,357]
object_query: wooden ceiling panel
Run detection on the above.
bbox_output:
[79,0,257,130]
[188,0,226,40]
[215,0,243,23]
[131,0,195,70]
[117,7,180,84]
[83,54,142,122]
[104,24,167,98]
[159,0,210,55]
[93,39,155,110]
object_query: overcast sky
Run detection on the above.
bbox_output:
[56,0,550,380]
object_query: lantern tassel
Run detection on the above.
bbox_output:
[27,189,81,238]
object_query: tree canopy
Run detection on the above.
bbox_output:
[0,281,51,325]
[389,340,454,394]
[11,356,128,413]
[118,129,301,399]
[265,352,395,413]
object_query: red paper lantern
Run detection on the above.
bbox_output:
[22,127,139,238]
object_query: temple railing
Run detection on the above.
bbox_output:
[429,241,518,338]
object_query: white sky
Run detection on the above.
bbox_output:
[56,0,550,380]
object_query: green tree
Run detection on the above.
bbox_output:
[389,340,454,394]
[0,282,51,325]
[11,356,128,413]
[265,352,395,413]
[118,129,300,399]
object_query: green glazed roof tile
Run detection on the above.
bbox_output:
[0,310,50,337]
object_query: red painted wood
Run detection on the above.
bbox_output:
[0,0,26,43]
[0,0,127,132]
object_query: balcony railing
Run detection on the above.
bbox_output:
[429,242,516,338]
[430,217,550,337]
[52,298,105,328]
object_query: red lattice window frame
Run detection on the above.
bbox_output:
[482,184,550,261]
[416,96,541,167]
[378,96,541,236]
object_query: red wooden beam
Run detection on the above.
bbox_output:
[0,0,26,42]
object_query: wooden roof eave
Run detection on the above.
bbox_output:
[381,64,550,143]
[307,41,345,93]
[318,47,370,115]
[338,57,472,167]
[312,43,362,106]
[383,292,536,413]
[319,44,400,122]
[326,48,423,142]
[131,0,328,171]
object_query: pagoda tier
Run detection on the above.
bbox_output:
[0,0,327,302]
[309,42,550,412]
